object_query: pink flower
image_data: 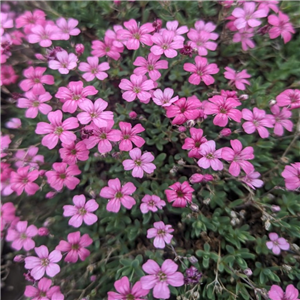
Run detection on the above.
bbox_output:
[232,2,268,30]
[268,284,299,300]
[276,89,300,110]
[15,10,46,34]
[266,233,290,255]
[241,170,264,189]
[104,25,124,48]
[166,96,201,125]
[56,231,92,263]
[5,118,21,129]
[6,221,38,251]
[119,74,154,103]
[11,166,40,196]
[220,128,232,137]
[25,245,62,280]
[63,194,99,228]
[75,43,84,56]
[162,20,189,41]
[198,141,223,171]
[0,65,18,86]
[233,27,255,51]
[268,12,295,44]
[182,128,207,159]
[140,259,184,299]
[35,110,79,149]
[152,88,179,107]
[45,162,81,191]
[147,221,174,249]
[281,163,300,191]
[119,122,145,151]
[15,146,44,169]
[204,94,242,127]
[91,37,123,60]
[1,202,16,223]
[183,56,219,86]
[79,57,110,81]
[55,81,98,114]
[189,173,214,184]
[129,111,137,119]
[193,20,219,40]
[108,277,149,300]
[48,50,78,74]
[19,66,54,94]
[270,105,293,136]
[0,13,13,35]
[140,195,166,214]
[122,148,156,178]
[151,31,184,58]
[1,163,14,196]
[224,67,251,90]
[54,17,80,40]
[17,91,52,119]
[0,133,11,158]
[165,181,194,208]
[100,178,136,213]
[59,141,89,165]
[221,139,254,176]
[242,108,275,138]
[117,19,154,50]
[187,29,217,56]
[27,23,59,47]
[133,53,168,81]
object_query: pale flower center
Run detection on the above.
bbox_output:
[115,191,123,199]
[133,87,141,94]
[157,271,167,282]
[55,127,64,135]
[41,258,50,267]
[135,159,142,166]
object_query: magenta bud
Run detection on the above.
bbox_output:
[203,174,214,182]
[90,275,97,282]
[178,126,186,132]
[129,111,137,119]
[189,173,204,184]
[220,128,232,137]
[75,43,84,56]
[14,255,25,262]
[38,227,49,236]
[153,19,162,31]
[46,191,56,199]
[271,205,281,212]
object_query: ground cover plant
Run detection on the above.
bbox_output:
[1,1,300,299]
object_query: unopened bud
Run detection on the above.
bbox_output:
[269,99,276,106]
[178,126,186,132]
[14,255,25,262]
[239,94,249,101]
[176,297,181,300]
[244,268,252,276]
[282,264,292,271]
[75,44,84,56]
[239,210,246,218]
[188,256,198,264]
[186,120,195,128]
[90,275,97,282]
[177,158,185,165]
[271,205,281,212]
[190,203,199,212]
[129,111,137,119]
[292,243,300,251]
[265,219,271,230]
[189,173,204,184]
[220,128,232,137]
[38,227,49,236]
[43,217,54,227]
[230,211,237,218]
[231,218,237,226]
[193,292,200,298]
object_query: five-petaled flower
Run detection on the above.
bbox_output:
[147,221,174,249]
[266,232,290,255]
[165,181,194,208]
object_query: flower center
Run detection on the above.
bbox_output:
[123,134,130,140]
[55,127,64,135]
[33,78,40,83]
[71,149,77,155]
[39,292,47,297]
[91,68,97,74]
[41,258,50,267]
[105,47,110,52]
[100,133,107,139]
[72,243,80,250]
[20,233,27,239]
[22,178,29,184]
[148,200,155,207]
[73,95,81,101]
[115,191,123,199]
[148,65,154,71]
[206,153,214,159]
[157,271,167,282]
[90,112,97,118]
[195,141,200,147]
[176,190,184,198]
[133,33,140,40]
[78,208,87,215]
[157,229,165,236]
[220,107,227,114]
[135,159,142,166]
[197,70,203,76]
[126,294,134,300]
[59,173,66,179]
[33,101,40,107]
[133,87,141,94]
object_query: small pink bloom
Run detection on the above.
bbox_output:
[189,173,214,184]
[79,56,110,81]
[257,0,279,14]
[162,20,189,41]
[129,111,137,119]
[15,10,46,33]
[140,259,184,299]
[241,170,264,189]
[198,141,223,171]
[59,141,89,165]
[276,89,300,110]
[100,178,136,213]
[182,128,207,159]
[268,284,299,300]
[224,67,251,90]
[38,227,49,236]
[0,133,11,158]
[233,27,255,51]
[220,128,232,137]
[45,162,81,191]
[281,163,300,191]
[152,88,179,107]
[0,12,13,35]
[56,231,92,263]
[105,25,124,48]
[48,50,78,74]
[165,181,194,208]
[5,118,21,129]
[270,104,293,136]
[140,195,166,214]
[183,56,219,86]
[27,23,59,47]
[91,37,123,60]
[122,148,156,178]
[147,221,174,249]
[54,17,80,40]
[266,233,290,255]
[119,122,145,151]
[1,202,16,223]
[15,146,44,169]
[63,194,99,227]
[24,245,62,280]
[0,65,18,86]
[193,20,219,40]
[75,43,84,56]
[187,29,217,56]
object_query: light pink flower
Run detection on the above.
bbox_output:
[183,56,219,86]
[242,108,275,138]
[133,53,168,81]
[163,20,189,40]
[91,37,123,60]
[54,17,80,40]
[119,74,154,103]
[193,20,219,40]
[189,173,214,184]
[56,231,93,263]
[79,57,110,81]
[147,221,174,249]
[0,134,11,159]
[198,140,223,171]
[105,25,124,48]
[187,29,217,56]
[100,178,136,213]
[233,28,255,51]
[276,89,300,110]
[268,284,299,300]
[35,110,79,149]
[140,259,184,299]
[108,277,149,300]
[1,202,16,223]
[0,12,13,35]
[257,0,279,14]
[266,233,290,255]
[140,195,166,214]
[15,10,46,34]
[1,163,14,196]
[15,146,44,169]
[270,105,293,136]
[119,122,145,151]
[281,163,300,191]
[221,139,254,176]
[5,118,21,129]
[224,67,251,90]
[182,128,207,159]
[45,162,81,191]
[59,141,89,165]
[122,148,156,178]
[25,245,62,280]
[152,88,179,107]
[27,23,59,47]
[165,181,194,208]
[63,194,99,228]
[241,170,264,189]
[1,65,18,86]
[48,50,78,74]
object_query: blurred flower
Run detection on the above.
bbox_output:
[59,141,89,165]
[54,17,80,40]
[184,266,202,284]
[75,43,84,55]
[266,232,290,255]
[119,122,145,151]
[281,163,300,191]
[241,170,264,190]
[48,50,78,74]
[268,284,299,300]
[5,118,21,129]
[198,141,223,171]
[220,128,232,137]
[182,128,207,159]
[244,268,252,276]
[270,105,293,136]
[129,111,137,119]
[276,89,300,110]
[152,88,178,107]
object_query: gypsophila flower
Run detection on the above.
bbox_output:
[266,233,290,255]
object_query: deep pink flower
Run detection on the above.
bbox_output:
[189,173,214,184]
[276,89,300,110]
[270,104,293,136]
[182,128,207,159]
[119,74,154,103]
[25,245,62,280]
[198,141,223,171]
[165,181,194,208]
[266,233,290,255]
[119,122,145,151]
[0,13,13,35]
[183,56,219,86]
[15,10,46,34]
[104,25,124,48]
[281,163,300,191]
[133,53,168,81]
[19,67,54,94]
[268,284,299,300]
[0,65,18,86]
[242,108,275,138]
[15,146,44,169]
[241,170,264,189]
[10,30,25,45]
[187,29,217,56]
[147,221,174,249]
[48,50,78,74]
[100,178,136,213]
[122,148,156,178]
[35,110,79,149]
[59,141,89,165]
[56,231,92,263]
[108,277,149,300]
[162,20,189,40]
[75,43,84,56]
[224,67,251,90]
[54,17,80,40]
[17,91,52,119]
[0,133,11,158]
[79,57,110,81]
[27,23,59,47]
[45,162,81,191]
[268,12,295,44]
[221,139,254,176]
[5,118,21,129]
[55,81,98,114]
[91,37,123,61]
[152,88,179,107]
[220,128,232,137]
[193,20,219,40]
[1,202,16,223]
[140,259,184,299]
[233,28,255,51]
[140,195,166,214]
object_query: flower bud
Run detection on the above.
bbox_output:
[43,217,55,227]
[90,275,97,282]
[220,128,232,137]
[23,271,35,282]
[177,158,185,165]
[203,174,214,182]
[239,94,249,101]
[265,219,271,230]
[230,211,237,218]
[271,205,281,212]
[46,191,56,199]
[186,120,195,128]
[269,99,276,106]
[190,203,199,212]
[178,126,186,132]
[14,255,25,262]
[38,227,49,236]
[129,111,137,119]
[244,268,252,276]
[282,264,292,271]
[153,19,162,32]
[189,173,204,184]
[203,198,211,205]
[75,43,84,56]
[188,256,198,264]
